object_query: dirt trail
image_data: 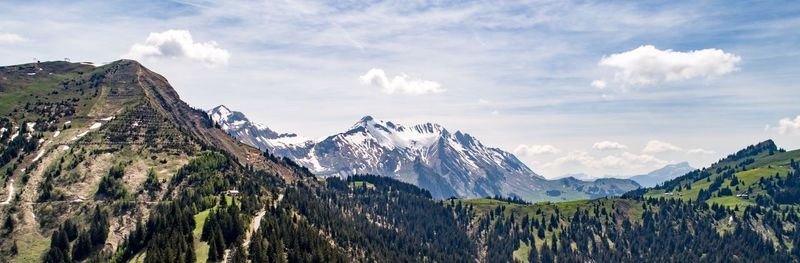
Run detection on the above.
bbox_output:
[224,193,283,262]
[242,209,267,248]
[0,179,14,205]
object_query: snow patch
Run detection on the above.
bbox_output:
[100,116,115,121]
[53,131,60,138]
[89,122,102,129]
[72,130,90,141]
[209,106,233,123]
[266,134,313,147]
[32,150,45,162]
[26,122,36,132]
[296,148,324,172]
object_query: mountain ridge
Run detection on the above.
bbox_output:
[208,105,641,201]
[0,59,312,261]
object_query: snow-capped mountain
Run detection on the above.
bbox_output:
[208,105,640,201]
[208,105,314,157]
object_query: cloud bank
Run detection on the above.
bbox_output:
[0,33,24,44]
[360,68,445,95]
[126,30,230,66]
[514,144,561,156]
[595,45,741,87]
[544,151,667,173]
[642,140,683,153]
[777,115,800,134]
[592,141,628,150]
[687,148,716,155]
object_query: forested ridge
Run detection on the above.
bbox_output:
[464,140,800,262]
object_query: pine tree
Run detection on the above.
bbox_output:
[90,206,109,246]
[72,231,92,260]
[208,237,219,262]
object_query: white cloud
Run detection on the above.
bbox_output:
[0,33,24,44]
[592,140,627,150]
[543,151,667,172]
[478,99,491,105]
[688,148,716,155]
[596,45,741,87]
[590,80,607,89]
[359,68,445,95]
[642,139,682,153]
[777,115,800,134]
[514,144,561,156]
[125,30,230,66]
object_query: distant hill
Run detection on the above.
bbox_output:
[637,139,800,208]
[629,162,694,187]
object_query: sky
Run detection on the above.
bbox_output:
[1,0,799,179]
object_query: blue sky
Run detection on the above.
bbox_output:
[1,0,799,179]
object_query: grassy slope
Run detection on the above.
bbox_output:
[0,69,97,122]
[192,195,233,263]
[512,240,531,262]
[0,64,101,262]
[14,232,50,263]
[193,208,212,263]
[522,190,590,203]
[643,149,800,208]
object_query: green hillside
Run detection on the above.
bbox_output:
[447,140,800,262]
[641,140,800,208]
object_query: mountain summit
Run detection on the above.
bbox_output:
[209,105,640,201]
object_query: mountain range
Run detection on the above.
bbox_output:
[208,105,641,201]
[1,59,798,262]
[629,161,695,187]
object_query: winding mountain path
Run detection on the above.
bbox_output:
[224,193,282,262]
[242,209,267,248]
[242,194,282,249]
[0,179,14,205]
